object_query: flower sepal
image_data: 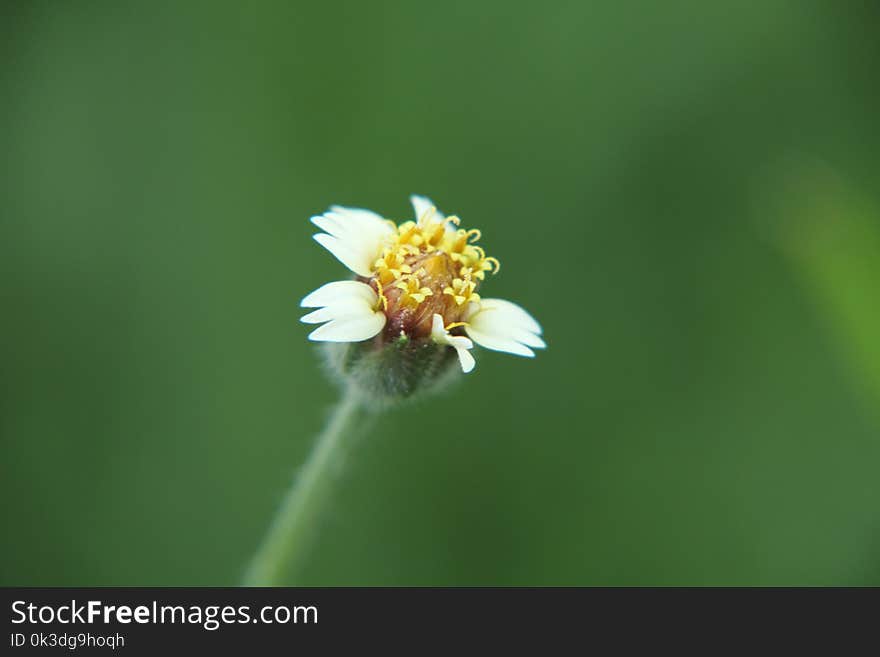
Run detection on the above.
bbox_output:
[321,334,461,405]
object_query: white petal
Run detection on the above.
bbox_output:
[464,298,544,358]
[311,234,372,278]
[310,206,393,276]
[328,205,385,222]
[320,209,387,245]
[430,313,476,373]
[464,327,536,357]
[307,314,385,342]
[456,346,476,373]
[300,280,385,342]
[300,298,374,324]
[300,307,337,324]
[507,327,547,349]
[300,280,377,308]
[447,334,476,373]
[430,313,447,339]
[471,298,543,334]
[447,334,473,351]
[410,195,444,222]
[310,213,345,238]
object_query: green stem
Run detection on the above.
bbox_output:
[242,387,364,586]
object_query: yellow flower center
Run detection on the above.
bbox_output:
[365,207,500,338]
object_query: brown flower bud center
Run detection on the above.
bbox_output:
[371,251,472,339]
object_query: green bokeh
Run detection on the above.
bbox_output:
[2,0,879,585]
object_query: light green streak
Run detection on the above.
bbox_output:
[773,164,880,410]
[243,388,364,586]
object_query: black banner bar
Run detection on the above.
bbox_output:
[1,587,873,653]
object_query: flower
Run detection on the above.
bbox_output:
[301,195,545,374]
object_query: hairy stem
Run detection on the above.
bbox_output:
[242,387,364,586]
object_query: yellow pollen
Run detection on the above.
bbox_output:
[395,274,433,305]
[368,208,499,324]
[443,276,479,306]
[374,248,413,285]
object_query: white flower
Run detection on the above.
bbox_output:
[301,195,545,372]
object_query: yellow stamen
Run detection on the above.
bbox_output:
[366,207,500,330]
[396,274,434,306]
[374,279,388,311]
[443,276,479,306]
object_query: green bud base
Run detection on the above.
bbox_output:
[321,337,460,404]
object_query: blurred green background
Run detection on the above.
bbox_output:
[2,0,879,585]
